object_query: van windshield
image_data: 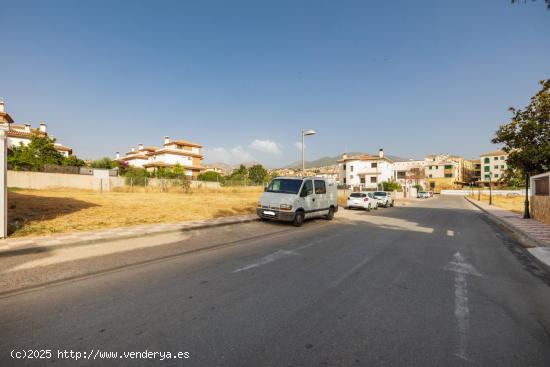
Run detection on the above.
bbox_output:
[266,179,303,194]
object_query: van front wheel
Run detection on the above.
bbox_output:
[293,211,305,227]
[325,207,335,220]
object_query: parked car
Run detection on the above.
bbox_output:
[418,191,430,198]
[345,192,378,211]
[257,177,338,227]
[373,191,394,207]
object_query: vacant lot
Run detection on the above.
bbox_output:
[469,194,524,214]
[8,187,263,237]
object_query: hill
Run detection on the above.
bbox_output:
[283,152,411,169]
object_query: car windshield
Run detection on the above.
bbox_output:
[266,179,303,194]
[350,193,366,198]
[374,192,386,196]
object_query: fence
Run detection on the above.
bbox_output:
[8,171,222,192]
[440,189,529,196]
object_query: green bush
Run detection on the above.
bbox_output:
[382,181,402,191]
[125,167,149,186]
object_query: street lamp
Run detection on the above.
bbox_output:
[523,172,530,219]
[301,129,316,177]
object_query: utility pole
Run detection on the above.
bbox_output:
[0,99,12,239]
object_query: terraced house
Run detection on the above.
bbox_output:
[424,154,464,191]
[0,99,73,157]
[115,136,204,178]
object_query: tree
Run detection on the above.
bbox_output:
[511,0,550,10]
[248,164,269,185]
[198,171,225,183]
[63,155,85,167]
[91,157,115,169]
[492,79,550,217]
[8,133,65,170]
[382,181,402,191]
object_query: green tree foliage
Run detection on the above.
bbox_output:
[91,157,115,169]
[225,164,249,186]
[511,0,550,10]
[63,155,85,167]
[500,168,526,188]
[492,79,550,177]
[198,171,225,183]
[413,184,424,192]
[248,164,269,185]
[8,134,65,170]
[382,181,402,191]
[125,167,150,186]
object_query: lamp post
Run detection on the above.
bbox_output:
[523,172,530,219]
[301,129,316,177]
[489,170,493,205]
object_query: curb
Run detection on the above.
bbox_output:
[0,216,260,257]
[464,196,550,274]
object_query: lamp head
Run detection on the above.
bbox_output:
[303,130,316,136]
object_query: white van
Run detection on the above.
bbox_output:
[257,177,338,226]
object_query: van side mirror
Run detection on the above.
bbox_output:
[300,190,308,197]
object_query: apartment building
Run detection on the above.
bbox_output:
[464,159,481,183]
[424,154,465,190]
[480,150,508,184]
[116,136,204,178]
[392,159,427,188]
[337,149,393,189]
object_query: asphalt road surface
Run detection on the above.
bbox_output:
[1,196,550,366]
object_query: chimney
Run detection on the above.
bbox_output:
[138,143,144,150]
[116,152,120,159]
[164,136,170,145]
[39,123,47,133]
[130,147,135,152]
[342,153,348,160]
[379,148,384,158]
[0,99,4,113]
[24,123,31,132]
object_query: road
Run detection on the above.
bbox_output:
[1,196,550,366]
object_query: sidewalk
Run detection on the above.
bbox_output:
[0,214,258,256]
[465,197,550,271]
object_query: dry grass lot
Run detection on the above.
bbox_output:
[469,194,524,214]
[8,187,263,237]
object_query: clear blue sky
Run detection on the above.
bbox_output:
[1,0,549,167]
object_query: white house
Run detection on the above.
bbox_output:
[116,136,204,178]
[0,99,73,157]
[337,149,394,189]
[392,159,427,188]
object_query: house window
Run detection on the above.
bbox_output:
[494,157,498,160]
[444,173,453,178]
[371,162,377,168]
[484,166,490,172]
[343,178,346,184]
[343,164,346,170]
[370,177,377,183]
[444,165,452,169]
[494,165,499,169]
[501,165,505,169]
[429,166,432,170]
[429,174,433,178]
[350,165,354,172]
[360,177,365,184]
[484,174,490,180]
[500,156,505,160]
[494,174,499,178]
[484,158,490,163]
[350,175,353,179]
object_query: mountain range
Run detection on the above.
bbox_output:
[283,152,412,169]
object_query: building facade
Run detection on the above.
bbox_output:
[337,149,394,189]
[480,150,508,184]
[1,99,73,157]
[116,136,204,178]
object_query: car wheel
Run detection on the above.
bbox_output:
[390,201,394,207]
[325,207,335,220]
[366,204,371,212]
[293,211,305,227]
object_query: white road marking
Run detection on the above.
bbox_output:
[232,250,299,273]
[444,251,481,362]
[447,230,455,237]
[329,256,371,288]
